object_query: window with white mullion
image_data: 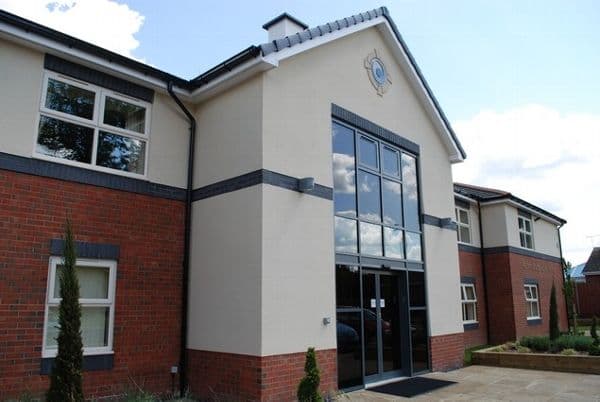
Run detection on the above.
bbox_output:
[455,206,471,244]
[460,283,477,323]
[36,71,149,176]
[518,215,534,249]
[43,257,116,357]
[524,284,540,319]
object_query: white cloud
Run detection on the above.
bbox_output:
[0,0,145,59]
[452,104,600,264]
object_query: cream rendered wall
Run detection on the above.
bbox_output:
[0,39,45,157]
[192,76,263,188]
[532,218,560,258]
[187,186,262,355]
[261,26,463,345]
[504,204,560,257]
[481,204,510,248]
[0,38,189,188]
[261,185,336,355]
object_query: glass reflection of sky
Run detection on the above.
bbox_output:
[402,154,420,231]
[405,232,422,261]
[358,171,381,222]
[360,222,382,256]
[384,227,404,258]
[382,179,402,226]
[333,123,357,217]
[335,216,357,253]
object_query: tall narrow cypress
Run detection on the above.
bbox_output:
[47,220,84,402]
[549,284,560,341]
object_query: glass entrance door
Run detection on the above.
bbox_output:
[363,271,404,383]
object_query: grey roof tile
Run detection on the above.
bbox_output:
[583,247,600,274]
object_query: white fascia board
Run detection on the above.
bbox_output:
[263,17,464,163]
[189,57,277,102]
[0,22,191,99]
[454,192,478,205]
[480,198,563,226]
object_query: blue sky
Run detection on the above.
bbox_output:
[122,0,600,121]
[1,0,599,263]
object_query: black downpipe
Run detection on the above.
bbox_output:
[167,82,196,395]
[477,200,492,344]
[557,223,570,333]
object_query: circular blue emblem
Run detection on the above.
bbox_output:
[371,58,387,85]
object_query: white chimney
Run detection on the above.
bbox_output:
[262,13,308,41]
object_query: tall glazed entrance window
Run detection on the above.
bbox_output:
[333,119,427,389]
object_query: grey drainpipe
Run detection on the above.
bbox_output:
[557,223,570,333]
[477,200,491,344]
[167,82,196,395]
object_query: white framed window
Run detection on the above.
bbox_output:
[455,207,471,244]
[518,214,534,249]
[34,71,151,177]
[524,284,540,320]
[42,256,117,357]
[460,283,477,323]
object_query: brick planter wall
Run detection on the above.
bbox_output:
[186,348,337,401]
[430,332,464,371]
[458,249,489,348]
[473,348,600,375]
[0,169,184,399]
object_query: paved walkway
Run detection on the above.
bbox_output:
[340,365,600,401]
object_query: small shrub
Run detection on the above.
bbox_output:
[590,343,600,356]
[489,347,505,352]
[554,335,594,352]
[517,346,531,353]
[297,347,323,402]
[505,342,517,350]
[592,316,598,341]
[561,348,576,356]
[520,336,550,351]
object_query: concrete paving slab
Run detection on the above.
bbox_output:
[339,365,600,401]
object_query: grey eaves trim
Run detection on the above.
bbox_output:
[422,214,457,231]
[461,276,476,284]
[483,246,561,264]
[463,322,479,331]
[458,244,482,254]
[0,151,186,201]
[332,104,420,155]
[41,353,113,375]
[262,13,308,30]
[192,169,333,202]
[50,239,120,260]
[45,54,154,103]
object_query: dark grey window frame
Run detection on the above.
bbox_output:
[333,118,423,267]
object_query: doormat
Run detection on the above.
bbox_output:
[369,377,457,398]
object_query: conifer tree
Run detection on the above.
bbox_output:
[47,220,84,402]
[297,347,323,402]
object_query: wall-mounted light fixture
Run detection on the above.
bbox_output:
[298,177,315,192]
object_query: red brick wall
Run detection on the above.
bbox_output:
[508,253,568,340]
[458,250,488,348]
[429,332,464,371]
[575,276,600,319]
[483,252,516,344]
[187,348,337,402]
[0,169,184,400]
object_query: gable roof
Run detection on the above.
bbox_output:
[583,247,600,274]
[0,6,466,161]
[257,7,466,161]
[454,182,566,225]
